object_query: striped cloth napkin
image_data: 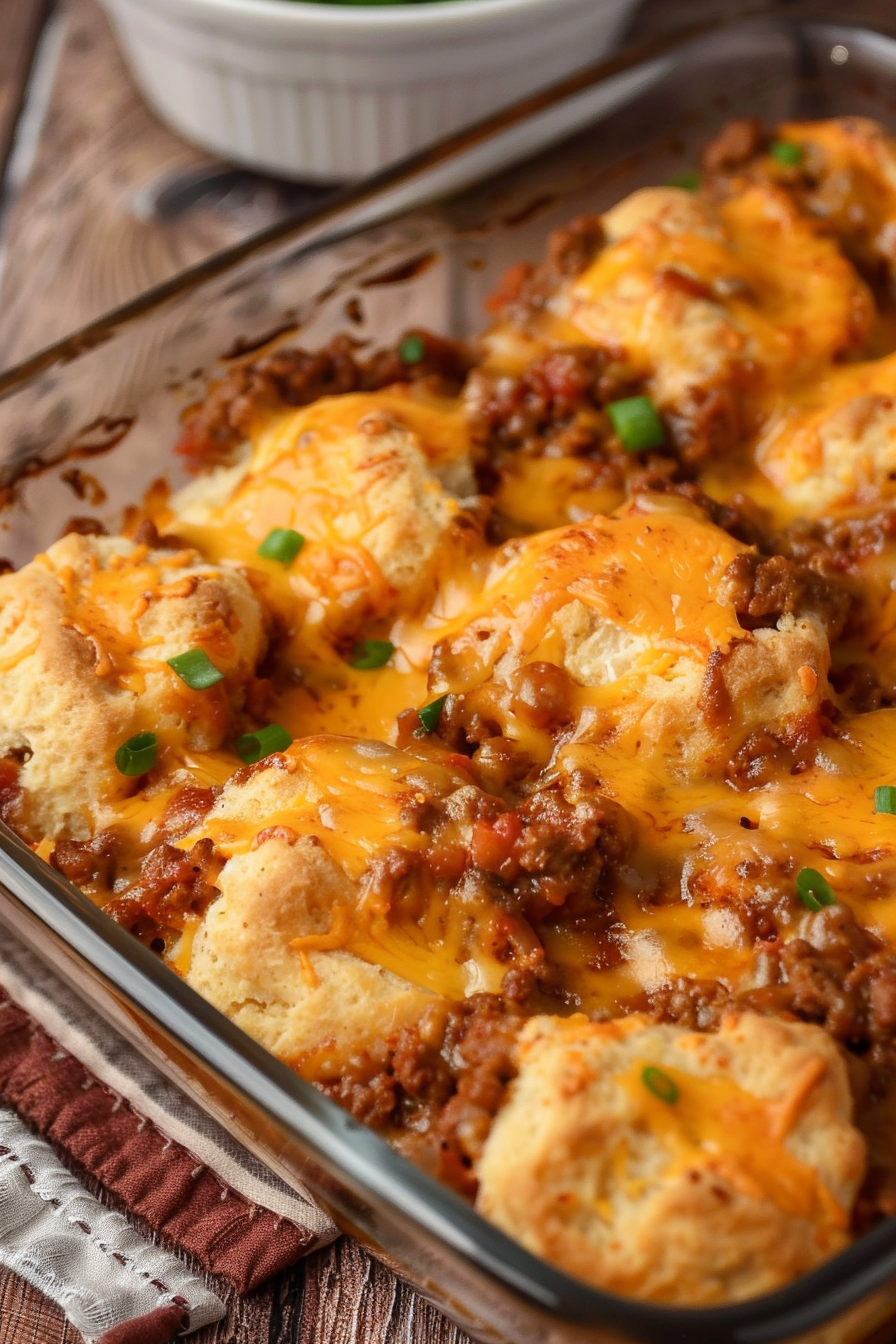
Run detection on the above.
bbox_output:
[0,929,338,1343]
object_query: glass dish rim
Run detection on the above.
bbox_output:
[2,6,896,1338]
[0,2,873,404]
[5,818,896,1342]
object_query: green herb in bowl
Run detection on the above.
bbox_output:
[296,0,468,5]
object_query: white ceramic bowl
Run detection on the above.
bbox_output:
[96,0,639,182]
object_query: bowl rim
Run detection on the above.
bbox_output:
[124,0,594,34]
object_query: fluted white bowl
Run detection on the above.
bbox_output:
[96,0,639,182]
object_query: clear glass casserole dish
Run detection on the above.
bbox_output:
[3,8,896,1341]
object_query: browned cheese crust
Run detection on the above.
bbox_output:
[9,115,896,1310]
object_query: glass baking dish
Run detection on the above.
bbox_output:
[3,8,896,1342]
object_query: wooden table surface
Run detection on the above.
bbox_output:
[0,1,894,1341]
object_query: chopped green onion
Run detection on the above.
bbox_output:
[770,140,804,167]
[668,169,700,191]
[642,1066,679,1105]
[398,333,425,365]
[607,395,666,453]
[257,527,305,566]
[167,648,224,690]
[874,786,896,815]
[349,639,395,670]
[796,867,837,911]
[115,732,157,777]
[236,724,293,764]
[417,694,448,735]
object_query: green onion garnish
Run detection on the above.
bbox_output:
[236,724,293,764]
[642,1066,679,1105]
[607,395,666,453]
[796,867,837,911]
[167,649,224,690]
[257,527,305,566]
[114,732,157,777]
[668,170,700,191]
[417,694,448,735]
[318,0,435,6]
[398,333,425,365]
[874,786,896,815]
[349,639,394,670]
[770,140,804,167]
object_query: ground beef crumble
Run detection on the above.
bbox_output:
[724,722,829,790]
[700,118,766,174]
[650,905,896,1065]
[49,784,221,952]
[318,994,524,1198]
[367,764,633,950]
[0,758,23,832]
[176,330,472,469]
[745,906,896,1067]
[52,831,119,890]
[718,550,852,640]
[648,904,896,1226]
[102,838,224,949]
[778,509,896,576]
[20,115,896,1247]
[466,346,628,459]
[628,473,772,548]
[461,779,633,928]
[485,215,605,323]
[465,345,737,490]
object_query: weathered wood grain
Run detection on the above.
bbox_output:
[0,1240,475,1344]
[0,0,51,187]
[0,0,313,370]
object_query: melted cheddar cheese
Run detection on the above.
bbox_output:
[11,114,896,1310]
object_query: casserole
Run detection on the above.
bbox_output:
[4,9,896,1341]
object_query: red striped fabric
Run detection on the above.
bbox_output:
[0,988,317,1296]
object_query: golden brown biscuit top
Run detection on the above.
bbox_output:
[10,114,896,1305]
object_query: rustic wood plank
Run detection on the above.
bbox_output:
[0,1240,475,1344]
[0,0,51,187]
[0,0,311,370]
[0,1266,78,1344]
[0,1152,469,1344]
[291,1241,469,1344]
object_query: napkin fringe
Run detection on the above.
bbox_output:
[0,989,317,1292]
[0,1104,225,1341]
